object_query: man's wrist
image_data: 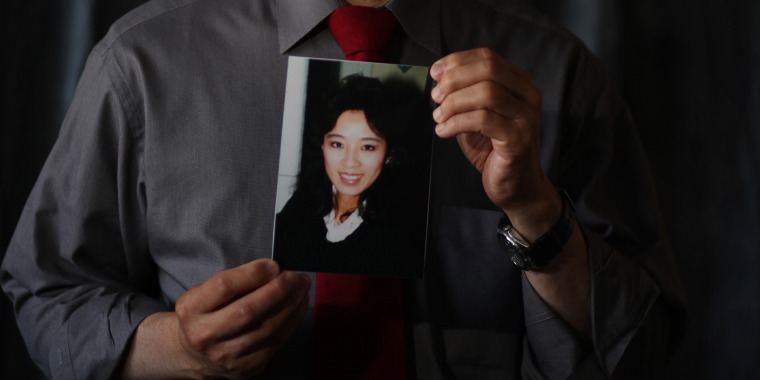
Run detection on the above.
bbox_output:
[501,181,564,242]
[122,312,204,380]
[497,187,576,271]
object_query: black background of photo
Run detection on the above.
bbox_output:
[301,60,340,172]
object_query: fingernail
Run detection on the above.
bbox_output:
[431,86,440,102]
[431,61,444,79]
[435,123,446,135]
[433,107,442,122]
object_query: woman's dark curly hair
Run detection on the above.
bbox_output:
[293,73,430,222]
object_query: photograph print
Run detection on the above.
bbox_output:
[272,57,434,278]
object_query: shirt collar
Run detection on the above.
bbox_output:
[387,0,442,56]
[276,0,442,57]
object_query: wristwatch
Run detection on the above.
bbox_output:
[496,187,576,271]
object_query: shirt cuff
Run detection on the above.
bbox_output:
[49,293,169,380]
[521,224,661,379]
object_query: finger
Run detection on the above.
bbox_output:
[431,48,540,107]
[431,48,493,80]
[223,293,309,378]
[433,58,537,106]
[435,108,535,147]
[202,271,309,341]
[177,271,309,364]
[193,275,311,377]
[434,80,525,124]
[245,290,310,374]
[432,48,524,84]
[179,259,281,314]
[224,278,310,359]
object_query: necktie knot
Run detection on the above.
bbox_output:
[328,6,398,62]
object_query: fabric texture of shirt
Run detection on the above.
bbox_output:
[1,0,686,379]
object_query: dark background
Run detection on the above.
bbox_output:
[1,0,758,378]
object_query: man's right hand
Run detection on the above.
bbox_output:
[122,259,311,379]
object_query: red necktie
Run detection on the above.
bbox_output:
[328,6,398,62]
[313,6,406,380]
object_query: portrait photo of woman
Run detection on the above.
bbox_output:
[273,58,433,278]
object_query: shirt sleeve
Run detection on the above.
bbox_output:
[519,46,687,379]
[521,228,676,380]
[0,44,167,380]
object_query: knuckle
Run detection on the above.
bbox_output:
[474,110,493,125]
[481,82,499,101]
[210,275,235,299]
[255,323,276,343]
[477,47,496,60]
[479,59,498,76]
[207,349,232,369]
[175,298,191,319]
[233,300,257,319]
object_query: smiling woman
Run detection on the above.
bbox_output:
[322,110,388,241]
[273,72,433,277]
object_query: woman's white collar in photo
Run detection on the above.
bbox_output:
[324,205,365,242]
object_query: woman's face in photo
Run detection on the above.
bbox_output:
[323,110,387,199]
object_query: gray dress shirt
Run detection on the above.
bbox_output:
[1,0,686,379]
